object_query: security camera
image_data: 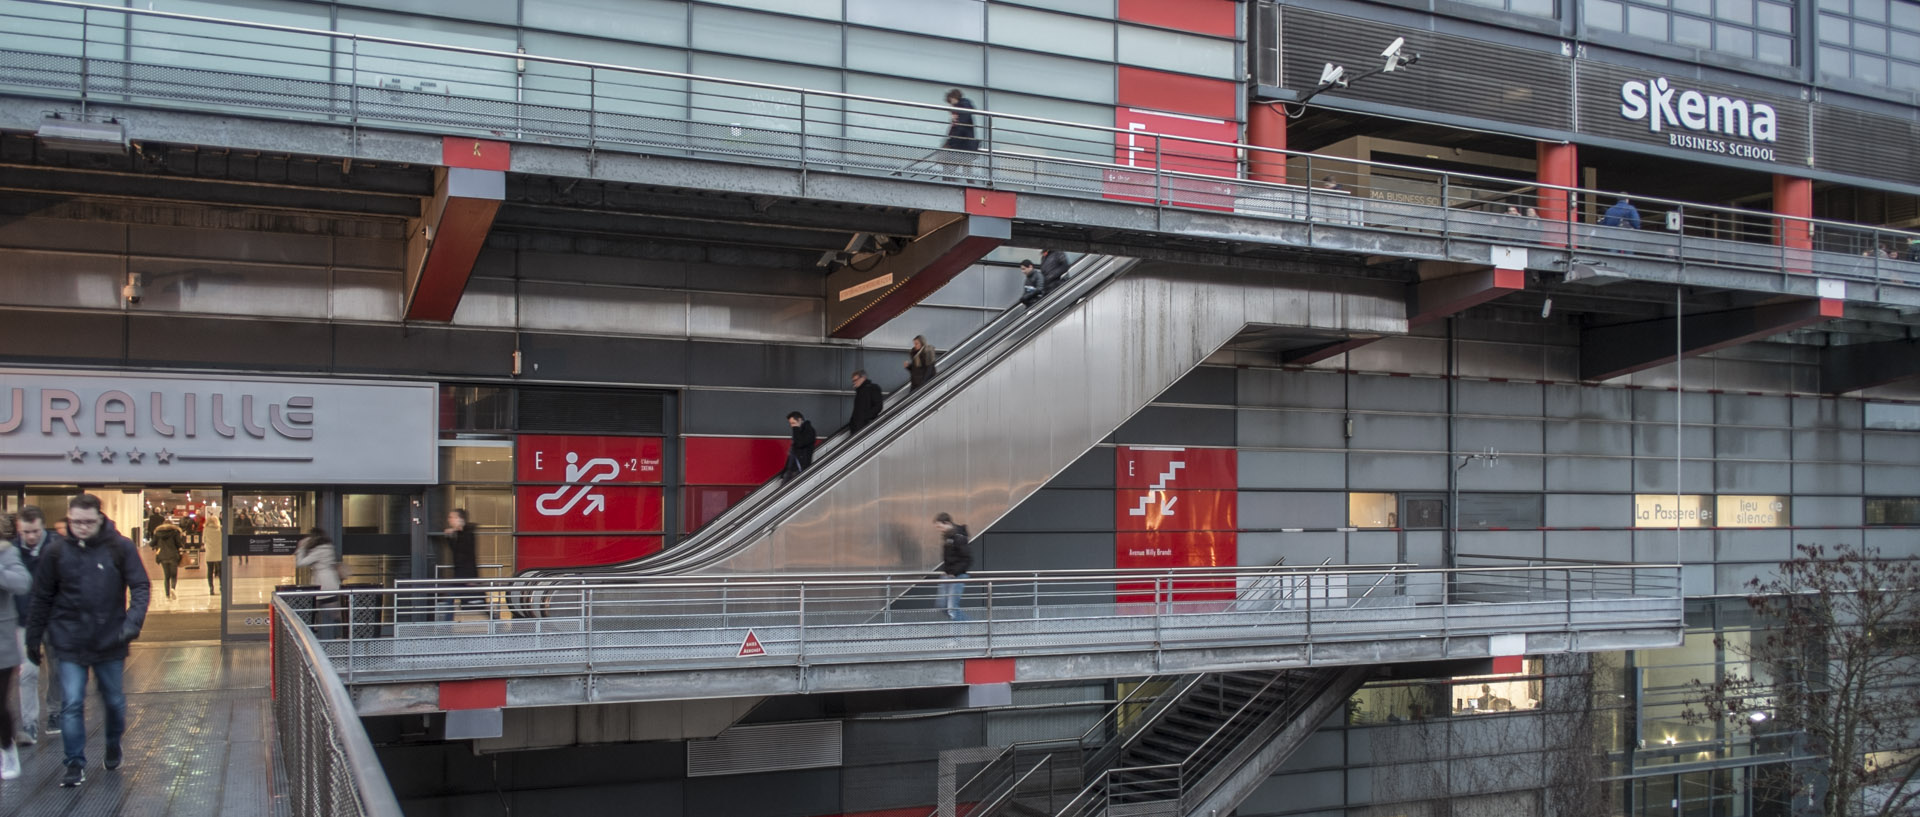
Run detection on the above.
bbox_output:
[1381,37,1418,72]
[1317,62,1347,87]
[1382,37,1405,59]
[122,273,144,306]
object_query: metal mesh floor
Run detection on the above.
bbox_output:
[0,641,289,817]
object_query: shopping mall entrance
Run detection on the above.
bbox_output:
[2,487,424,642]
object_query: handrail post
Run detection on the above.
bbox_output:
[797,583,807,665]
[587,67,597,148]
[1154,136,1165,208]
[984,576,994,655]
[797,93,808,174]
[1440,173,1451,237]
[982,109,995,187]
[78,8,90,115]
[583,587,595,672]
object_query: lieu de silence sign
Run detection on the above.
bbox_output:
[0,369,438,484]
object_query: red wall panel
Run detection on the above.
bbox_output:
[1107,106,1239,210]
[1116,531,1239,603]
[1116,446,1238,489]
[516,485,663,533]
[1118,0,1238,37]
[684,436,790,486]
[515,535,664,571]
[516,435,662,483]
[1115,489,1237,532]
[1117,67,1238,121]
[683,485,756,533]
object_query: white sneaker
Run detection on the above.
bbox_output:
[1,744,20,780]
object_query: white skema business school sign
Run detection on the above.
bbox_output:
[0,369,438,484]
[1578,64,1808,167]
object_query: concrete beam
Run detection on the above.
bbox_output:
[1821,338,1920,394]
[403,166,504,321]
[1581,298,1843,382]
[1283,265,1521,364]
[826,212,1010,339]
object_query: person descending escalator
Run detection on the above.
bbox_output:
[846,370,884,435]
[905,335,937,390]
[1039,248,1070,295]
[783,411,817,483]
[1019,260,1044,306]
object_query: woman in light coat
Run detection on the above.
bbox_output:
[0,538,34,779]
[294,529,343,633]
[203,514,224,596]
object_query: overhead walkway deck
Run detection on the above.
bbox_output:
[2,0,1918,310]
[302,561,1685,715]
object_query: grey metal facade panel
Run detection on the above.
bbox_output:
[1237,369,1347,409]
[1348,453,1448,490]
[126,314,332,372]
[1546,421,1634,456]
[1715,461,1792,494]
[1791,495,1864,527]
[685,340,854,391]
[1711,529,1792,564]
[1633,458,1716,493]
[1457,455,1545,491]
[1348,375,1446,413]
[841,716,981,766]
[841,760,939,814]
[1545,530,1632,562]
[1456,530,1544,559]
[865,306,990,358]
[1347,336,1446,377]
[994,488,1115,531]
[1865,464,1920,494]
[974,532,1115,573]
[1860,432,1920,464]
[1715,562,1774,594]
[1633,424,1717,458]
[1713,427,1793,460]
[1240,491,1348,529]
[1455,380,1545,418]
[1545,456,1634,492]
[1545,494,1631,528]
[1794,463,1864,495]
[1574,61,1812,170]
[1239,450,1348,490]
[1634,529,1713,563]
[1714,393,1791,427]
[1632,389,1716,424]
[1349,413,1449,452]
[1237,409,1346,449]
[514,332,689,384]
[1456,418,1544,454]
[128,222,335,265]
[1794,396,1863,430]
[1158,365,1240,406]
[0,309,125,365]
[1239,531,1346,567]
[684,768,840,817]
[1113,406,1238,446]
[332,324,517,377]
[1793,430,1863,462]
[1279,8,1572,130]
[682,389,845,437]
[1863,528,1920,559]
[0,252,125,312]
[332,236,407,271]
[1814,105,1920,188]
[1051,447,1117,489]
[1400,530,1444,567]
[1545,384,1635,422]
[0,216,130,254]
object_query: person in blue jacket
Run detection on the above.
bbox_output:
[1600,195,1642,230]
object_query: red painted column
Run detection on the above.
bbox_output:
[1246,101,1288,184]
[1774,174,1814,275]
[1536,142,1577,247]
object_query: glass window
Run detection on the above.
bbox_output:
[846,28,985,86]
[1349,493,1398,528]
[522,0,688,47]
[1717,23,1755,54]
[1866,497,1920,524]
[1895,60,1920,89]
[1001,0,1117,16]
[1717,0,1756,23]
[1675,15,1715,45]
[1819,0,1850,11]
[441,445,514,483]
[440,385,514,434]
[702,0,841,19]
[1675,0,1712,16]
[1757,2,1794,31]
[1511,0,1558,18]
[1821,13,1854,41]
[1854,53,1888,79]
[1820,44,1852,71]
[690,6,842,67]
[989,4,1115,62]
[987,47,1115,103]
[1855,20,1890,48]
[1116,25,1238,79]
[1588,0,1626,30]
[1757,32,1795,62]
[1855,0,1890,20]
[848,0,985,41]
[1457,494,1545,530]
[1896,0,1920,28]
[1629,6,1670,39]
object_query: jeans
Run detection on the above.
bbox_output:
[937,574,969,621]
[58,659,126,765]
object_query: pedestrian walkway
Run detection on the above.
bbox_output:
[0,641,285,817]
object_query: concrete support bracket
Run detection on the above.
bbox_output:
[403,165,505,322]
[1821,337,1920,394]
[826,213,1011,339]
[1581,298,1843,382]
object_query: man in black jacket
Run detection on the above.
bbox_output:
[939,88,980,182]
[784,411,818,481]
[934,512,972,621]
[847,370,884,434]
[11,506,63,746]
[1039,249,1070,294]
[26,493,151,788]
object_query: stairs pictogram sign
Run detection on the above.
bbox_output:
[738,629,766,657]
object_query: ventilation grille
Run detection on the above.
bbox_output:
[1280,7,1573,130]
[516,387,666,434]
[687,721,843,777]
[1814,106,1920,188]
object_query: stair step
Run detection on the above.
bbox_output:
[1139,735,1199,757]
[1121,745,1186,767]
[1149,720,1214,745]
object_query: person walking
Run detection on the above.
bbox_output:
[0,521,32,780]
[11,506,63,747]
[784,411,818,482]
[933,512,972,622]
[445,509,481,611]
[940,88,980,182]
[1039,249,1070,294]
[151,519,185,600]
[1600,195,1642,230]
[1019,260,1044,306]
[847,370,884,434]
[905,335,937,389]
[294,528,343,632]
[26,493,152,788]
[203,513,223,597]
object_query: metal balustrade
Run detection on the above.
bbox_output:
[2,0,1917,293]
[269,596,404,817]
[279,562,1682,687]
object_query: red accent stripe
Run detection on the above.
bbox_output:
[964,189,1016,218]
[1116,67,1237,120]
[965,658,1017,685]
[440,679,507,710]
[1118,0,1237,37]
[442,137,510,171]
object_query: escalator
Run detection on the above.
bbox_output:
[517,254,1401,587]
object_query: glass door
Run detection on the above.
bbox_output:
[223,490,314,640]
[340,492,419,588]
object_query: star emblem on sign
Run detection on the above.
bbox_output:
[97,447,116,464]
[126,448,145,464]
[67,447,86,464]
[155,448,174,465]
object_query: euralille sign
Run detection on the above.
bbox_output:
[1619,77,1779,161]
[0,369,437,485]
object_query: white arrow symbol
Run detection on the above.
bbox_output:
[581,494,605,516]
[1159,495,1177,515]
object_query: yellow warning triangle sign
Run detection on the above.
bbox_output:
[738,629,766,657]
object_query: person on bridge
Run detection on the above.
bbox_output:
[1039,249,1070,294]
[26,493,151,789]
[940,88,980,182]
[1600,195,1641,230]
[846,370,884,434]
[905,335,937,390]
[783,411,817,482]
[934,513,972,622]
[445,509,481,610]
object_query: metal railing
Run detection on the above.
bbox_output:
[270,595,404,817]
[2,0,1917,291]
[281,562,1682,683]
